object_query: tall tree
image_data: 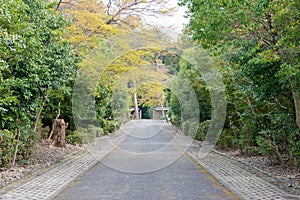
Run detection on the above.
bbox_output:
[180,0,300,165]
[0,0,78,165]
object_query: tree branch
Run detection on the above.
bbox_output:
[55,0,72,11]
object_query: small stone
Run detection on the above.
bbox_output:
[286,180,293,187]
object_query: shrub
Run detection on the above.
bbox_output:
[170,114,181,126]
[66,130,82,145]
[217,126,240,149]
[181,121,189,136]
[256,113,300,166]
[66,130,90,145]
[77,127,88,133]
[40,126,50,140]
[87,125,96,142]
[195,120,211,141]
[181,119,198,137]
[108,121,119,133]
[94,127,104,137]
[18,128,38,162]
[99,118,109,134]
[114,117,127,127]
[0,130,15,167]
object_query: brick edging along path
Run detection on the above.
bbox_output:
[0,131,126,200]
[0,152,97,200]
[187,151,300,200]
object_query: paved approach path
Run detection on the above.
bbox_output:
[54,120,237,200]
[1,120,298,200]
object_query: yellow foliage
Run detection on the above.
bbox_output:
[59,0,174,107]
[62,0,121,56]
[137,81,166,107]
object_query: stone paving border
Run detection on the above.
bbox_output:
[1,123,298,200]
[0,153,97,200]
[188,150,300,200]
[0,133,126,200]
[211,149,300,195]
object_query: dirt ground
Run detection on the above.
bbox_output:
[216,148,300,190]
[0,140,83,188]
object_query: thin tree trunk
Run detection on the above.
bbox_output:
[133,92,139,120]
[133,81,139,120]
[161,105,165,117]
[12,128,20,167]
[291,82,300,129]
[34,107,43,133]
[55,0,71,11]
[34,95,47,133]
[292,91,300,129]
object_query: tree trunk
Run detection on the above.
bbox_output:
[292,90,300,129]
[34,95,48,133]
[12,128,20,167]
[133,92,139,120]
[291,82,300,129]
[161,105,165,117]
[51,119,67,148]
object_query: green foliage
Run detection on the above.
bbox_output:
[66,127,100,145]
[97,118,119,135]
[168,93,181,126]
[256,112,299,165]
[181,0,300,166]
[99,118,109,135]
[195,120,211,141]
[0,130,15,167]
[107,121,119,133]
[181,120,191,136]
[167,58,211,131]
[0,0,76,123]
[0,127,37,167]
[0,0,78,167]
[181,119,198,137]
[66,130,85,145]
[18,127,38,161]
[87,125,96,141]
[158,48,182,75]
[94,127,104,137]
[179,59,211,121]
[42,86,77,130]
